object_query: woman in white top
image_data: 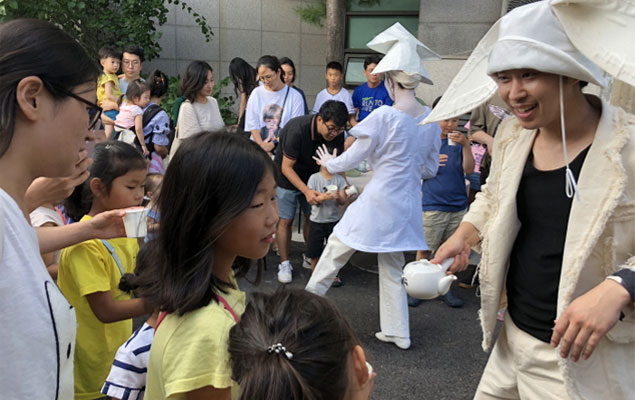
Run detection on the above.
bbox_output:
[0,18,109,399]
[245,55,305,153]
[177,61,224,139]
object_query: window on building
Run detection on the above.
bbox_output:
[344,0,420,87]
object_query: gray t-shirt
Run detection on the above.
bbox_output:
[307,172,347,223]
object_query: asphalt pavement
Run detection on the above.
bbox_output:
[237,240,494,400]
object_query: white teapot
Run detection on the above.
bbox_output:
[401,258,457,300]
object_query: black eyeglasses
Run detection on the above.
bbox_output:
[42,80,103,130]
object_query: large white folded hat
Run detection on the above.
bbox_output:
[367,22,441,85]
[424,0,635,124]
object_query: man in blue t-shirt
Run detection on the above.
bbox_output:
[348,55,394,150]
[352,55,393,122]
[412,104,474,308]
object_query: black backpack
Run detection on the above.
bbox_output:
[142,104,176,152]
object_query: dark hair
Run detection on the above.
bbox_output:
[98,46,121,60]
[133,130,273,315]
[0,19,100,158]
[318,100,349,127]
[432,96,442,109]
[363,55,382,70]
[257,55,285,83]
[229,57,258,98]
[125,79,150,101]
[122,44,145,62]
[181,60,213,102]
[119,243,152,293]
[229,289,361,400]
[279,57,296,83]
[147,69,169,98]
[64,141,147,221]
[326,61,343,73]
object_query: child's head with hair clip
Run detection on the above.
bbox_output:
[147,69,169,99]
[229,289,375,400]
[64,141,147,221]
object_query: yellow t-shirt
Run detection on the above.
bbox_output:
[96,72,123,107]
[145,277,245,399]
[58,215,139,400]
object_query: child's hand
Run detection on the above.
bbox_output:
[319,192,334,202]
[448,131,468,147]
[439,153,448,167]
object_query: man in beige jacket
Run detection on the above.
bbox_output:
[425,1,635,399]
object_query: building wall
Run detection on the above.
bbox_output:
[415,0,503,105]
[144,0,328,111]
[145,0,504,112]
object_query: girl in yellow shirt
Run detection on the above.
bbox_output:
[135,130,278,399]
[58,141,149,399]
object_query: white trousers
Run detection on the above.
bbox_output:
[474,314,570,400]
[305,233,409,338]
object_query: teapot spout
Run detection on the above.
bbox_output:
[438,275,458,296]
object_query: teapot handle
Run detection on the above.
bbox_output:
[440,257,454,272]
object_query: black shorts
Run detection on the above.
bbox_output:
[305,221,337,259]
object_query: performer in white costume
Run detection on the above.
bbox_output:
[305,23,442,350]
[427,1,635,398]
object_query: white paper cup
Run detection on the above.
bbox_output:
[123,208,149,238]
[345,185,358,196]
[447,137,457,146]
[326,185,338,195]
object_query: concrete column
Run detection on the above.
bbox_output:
[325,0,346,64]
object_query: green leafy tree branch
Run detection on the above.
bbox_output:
[0,0,213,61]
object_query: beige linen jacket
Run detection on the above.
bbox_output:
[463,98,635,400]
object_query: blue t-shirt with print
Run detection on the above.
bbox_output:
[352,82,393,122]
[422,139,468,212]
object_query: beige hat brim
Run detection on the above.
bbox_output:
[423,0,635,125]
[552,0,635,86]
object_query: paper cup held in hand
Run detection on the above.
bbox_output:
[447,137,457,146]
[345,185,359,196]
[123,208,149,238]
[326,185,338,195]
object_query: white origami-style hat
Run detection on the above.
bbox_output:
[367,22,441,85]
[424,0,635,124]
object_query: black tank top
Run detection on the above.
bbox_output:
[507,145,591,343]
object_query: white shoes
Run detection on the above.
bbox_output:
[375,332,411,350]
[302,253,312,270]
[277,261,293,283]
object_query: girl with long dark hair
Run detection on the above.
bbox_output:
[137,131,278,398]
[228,57,258,131]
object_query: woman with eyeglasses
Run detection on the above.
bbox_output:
[0,18,126,398]
[244,55,305,153]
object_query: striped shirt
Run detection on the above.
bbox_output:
[101,322,154,400]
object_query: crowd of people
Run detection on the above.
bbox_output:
[1,0,634,399]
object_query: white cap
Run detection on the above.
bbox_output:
[367,22,441,85]
[424,0,635,124]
